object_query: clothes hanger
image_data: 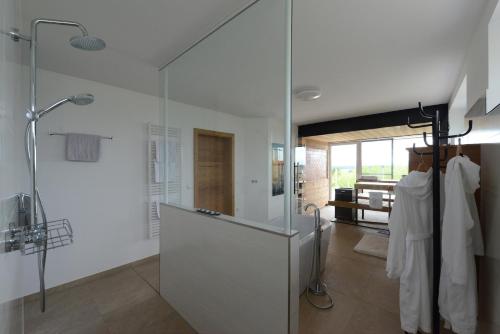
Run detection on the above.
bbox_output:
[416,153,427,172]
[456,138,463,157]
[412,143,431,172]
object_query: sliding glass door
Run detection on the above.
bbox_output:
[361,139,393,180]
[330,136,428,198]
[330,143,357,198]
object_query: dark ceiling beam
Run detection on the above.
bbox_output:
[298,103,448,138]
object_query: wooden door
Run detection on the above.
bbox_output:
[194,129,235,215]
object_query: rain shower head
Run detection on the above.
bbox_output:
[70,35,106,51]
[34,94,94,119]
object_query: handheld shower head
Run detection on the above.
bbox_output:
[70,35,106,51]
[69,93,94,105]
[33,93,94,119]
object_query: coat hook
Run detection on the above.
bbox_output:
[407,116,432,129]
[418,102,434,119]
[423,132,433,147]
[438,120,473,140]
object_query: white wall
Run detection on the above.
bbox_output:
[18,69,160,296]
[166,98,285,224]
[448,76,468,135]
[449,0,500,142]
[449,0,500,327]
[244,117,270,223]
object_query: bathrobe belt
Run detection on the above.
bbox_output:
[406,232,432,241]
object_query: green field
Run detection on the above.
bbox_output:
[331,165,408,189]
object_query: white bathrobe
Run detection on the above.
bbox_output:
[386,169,434,334]
[439,156,484,334]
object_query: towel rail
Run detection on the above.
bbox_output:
[49,132,113,140]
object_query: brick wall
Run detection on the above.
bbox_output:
[301,138,330,208]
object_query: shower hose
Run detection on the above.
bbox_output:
[305,224,334,310]
[25,122,48,312]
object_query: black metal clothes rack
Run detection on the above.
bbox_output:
[407,102,473,334]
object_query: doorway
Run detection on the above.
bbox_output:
[194,128,235,215]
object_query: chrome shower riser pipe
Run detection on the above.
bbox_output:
[7,16,103,313]
[28,20,88,225]
[27,18,93,313]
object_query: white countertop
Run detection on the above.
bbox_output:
[160,203,299,238]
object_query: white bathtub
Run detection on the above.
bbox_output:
[269,214,333,294]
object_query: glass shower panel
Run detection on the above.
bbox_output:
[0,0,27,331]
[160,0,291,231]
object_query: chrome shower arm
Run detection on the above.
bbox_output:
[35,98,71,119]
[31,18,88,37]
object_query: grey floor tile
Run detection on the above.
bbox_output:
[86,267,158,315]
[103,294,173,334]
[24,284,102,334]
[131,256,160,292]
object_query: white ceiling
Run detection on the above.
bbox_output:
[21,0,487,124]
[292,0,487,124]
[20,0,254,96]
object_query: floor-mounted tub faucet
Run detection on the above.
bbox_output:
[304,203,334,309]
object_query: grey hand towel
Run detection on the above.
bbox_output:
[65,133,101,162]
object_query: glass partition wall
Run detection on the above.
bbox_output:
[160,0,292,232]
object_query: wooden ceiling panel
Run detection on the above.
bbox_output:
[303,125,432,144]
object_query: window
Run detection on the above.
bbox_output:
[361,140,393,180]
[329,136,427,197]
[393,136,426,180]
[360,137,427,181]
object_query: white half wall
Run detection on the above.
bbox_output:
[160,204,299,334]
[18,68,161,296]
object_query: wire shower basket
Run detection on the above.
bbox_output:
[20,219,73,255]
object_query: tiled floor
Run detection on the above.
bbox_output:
[300,219,500,334]
[24,256,196,334]
[24,224,499,334]
[299,222,402,334]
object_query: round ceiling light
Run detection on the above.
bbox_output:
[294,86,322,101]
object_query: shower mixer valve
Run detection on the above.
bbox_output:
[5,223,22,253]
[4,221,44,254]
